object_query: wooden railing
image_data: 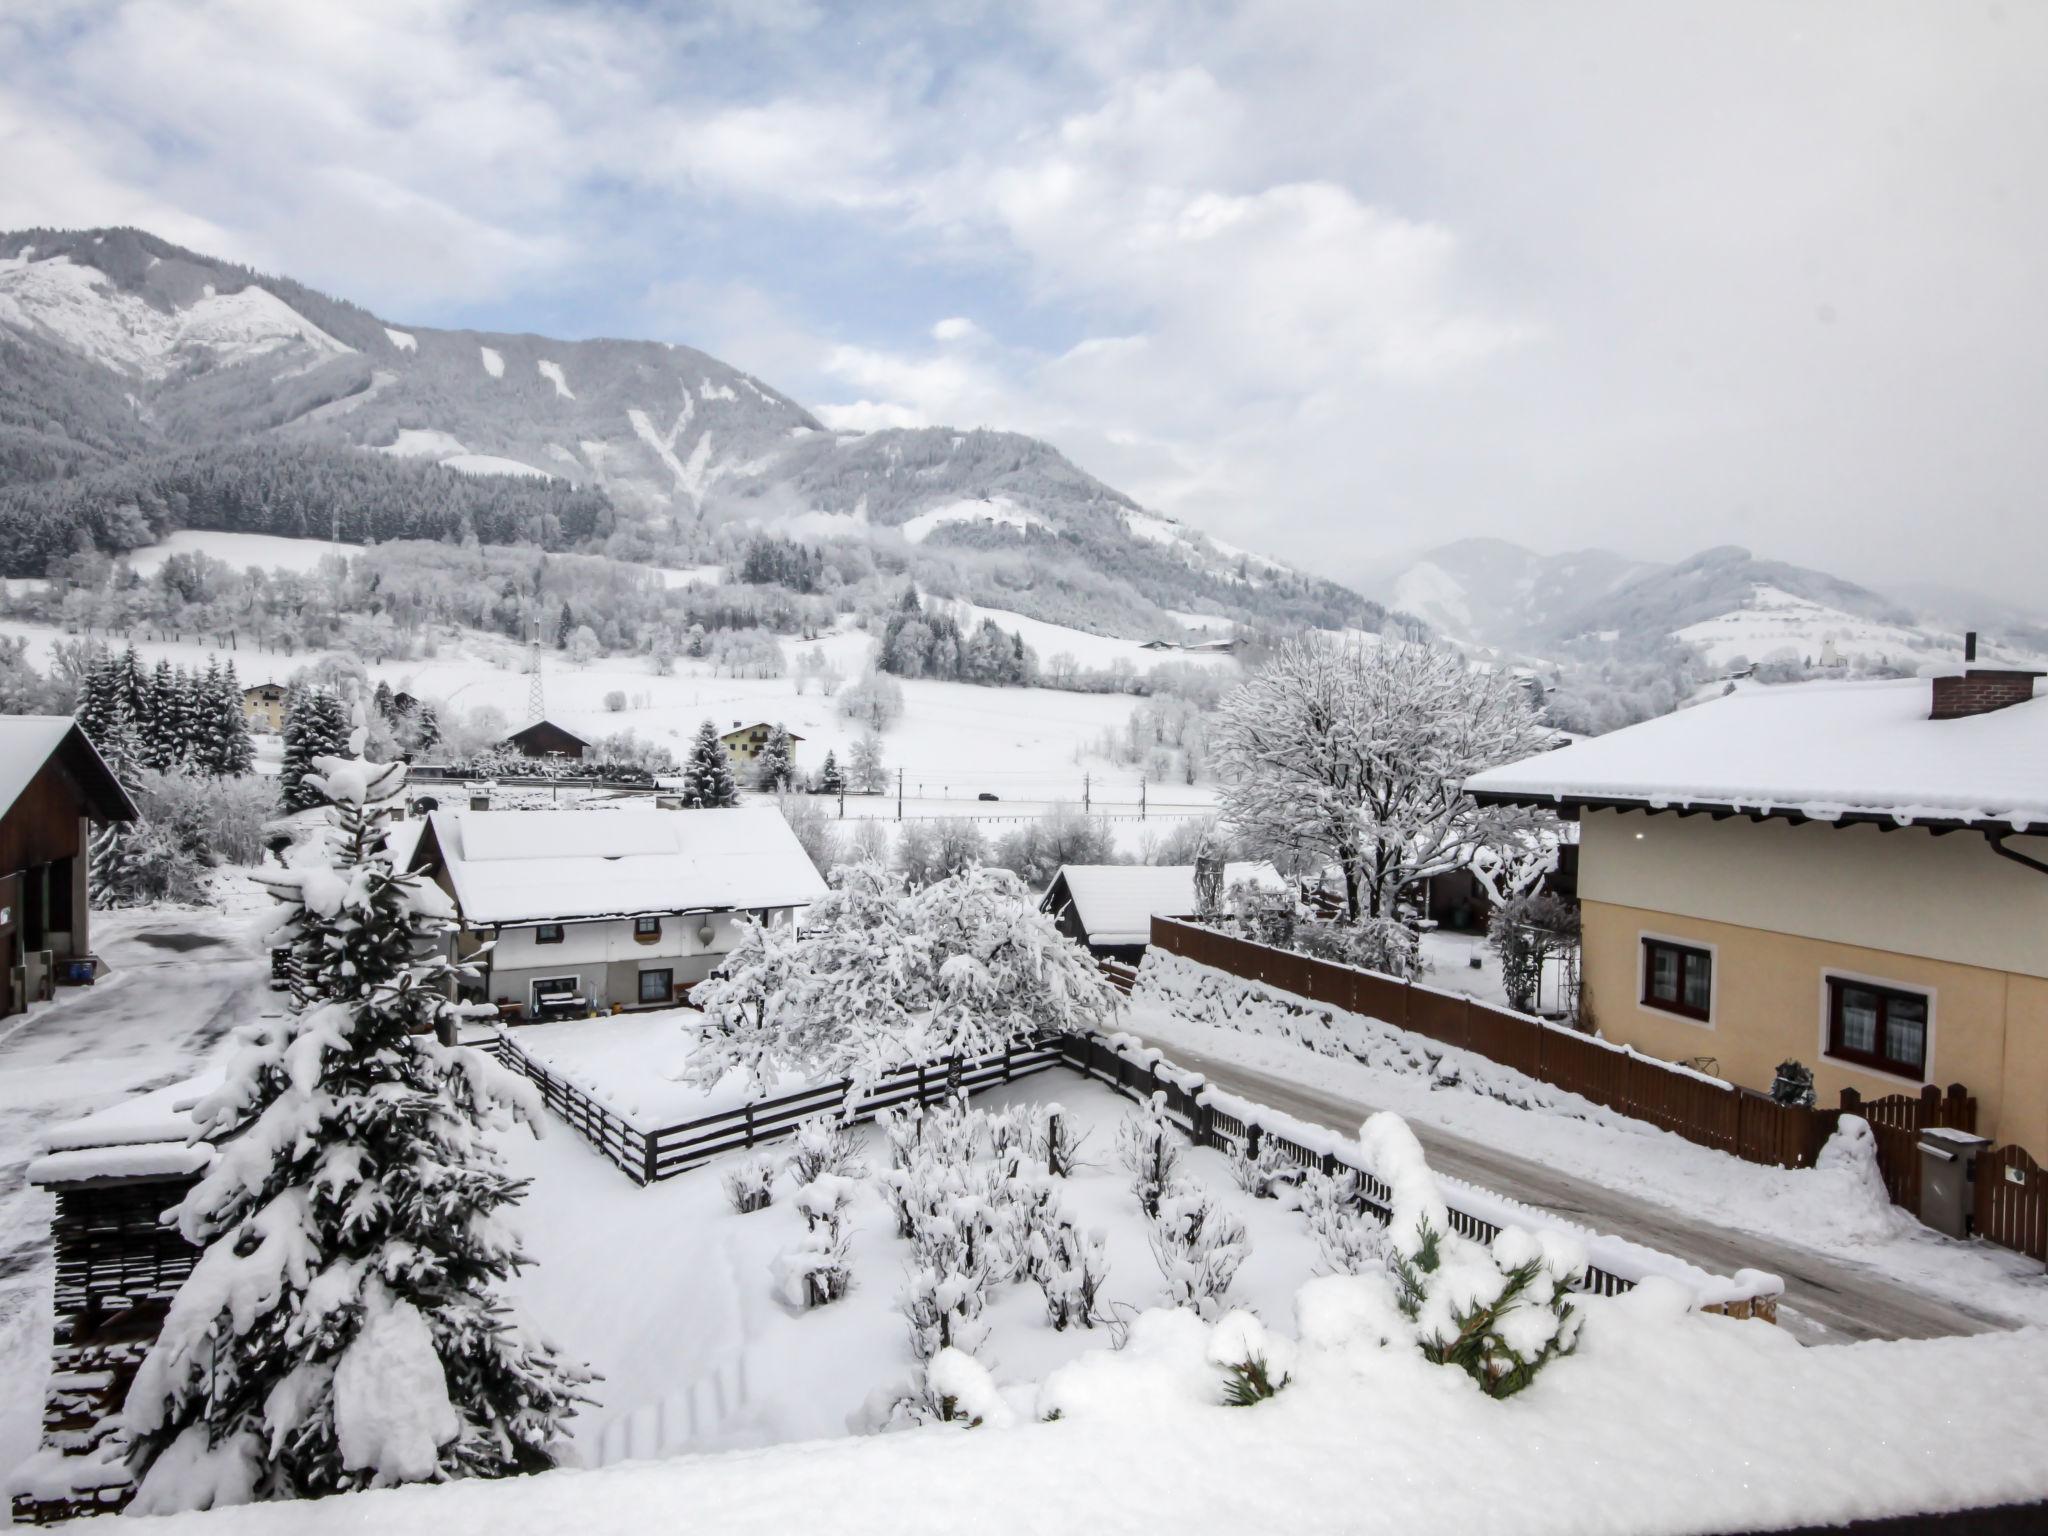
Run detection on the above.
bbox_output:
[490,1031,1062,1185]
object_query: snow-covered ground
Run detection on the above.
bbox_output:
[123,531,355,577]
[1122,953,2048,1334]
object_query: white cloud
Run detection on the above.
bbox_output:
[931,316,982,342]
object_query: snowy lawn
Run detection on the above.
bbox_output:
[1125,953,2048,1331]
[496,1076,1325,1463]
[501,1012,812,1130]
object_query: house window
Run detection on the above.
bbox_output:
[634,916,662,939]
[1641,938,1712,1021]
[638,968,674,1005]
[535,923,564,945]
[1827,977,1929,1080]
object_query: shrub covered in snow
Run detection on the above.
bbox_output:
[1209,1311,1296,1407]
[786,1113,868,1185]
[1149,1183,1251,1320]
[1117,1091,1183,1219]
[1031,1101,1087,1177]
[722,1153,776,1214]
[121,739,589,1514]
[1299,1167,1384,1276]
[1227,1135,1302,1201]
[775,1174,857,1307]
[1030,1220,1110,1331]
[858,1347,1015,1433]
[1364,1113,1584,1399]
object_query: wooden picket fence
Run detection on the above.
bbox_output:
[1151,915,2048,1266]
[489,1031,1062,1185]
[1149,917,1837,1170]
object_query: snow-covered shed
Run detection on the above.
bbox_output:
[1466,672,2048,1161]
[1041,862,1285,962]
[408,806,829,1019]
[0,716,137,1017]
[501,718,590,760]
[14,1076,214,1523]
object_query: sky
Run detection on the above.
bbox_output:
[2,0,2043,609]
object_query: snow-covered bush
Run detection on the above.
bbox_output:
[1117,1092,1183,1218]
[722,1153,776,1214]
[901,1253,995,1361]
[1149,1183,1250,1320]
[985,1105,1028,1174]
[1227,1136,1302,1201]
[857,1348,1014,1433]
[1227,878,1297,948]
[1032,1101,1087,1177]
[1343,915,1425,981]
[787,1113,867,1185]
[1364,1113,1584,1399]
[1486,892,1579,1013]
[776,1174,857,1308]
[1030,1219,1109,1331]
[121,740,588,1512]
[1299,1167,1384,1276]
[1771,1059,1817,1109]
[1209,1311,1295,1407]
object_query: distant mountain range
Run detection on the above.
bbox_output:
[1372,538,2046,671]
[0,227,1380,638]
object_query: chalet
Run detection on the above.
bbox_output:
[1042,861,1285,964]
[719,721,803,768]
[240,681,288,734]
[0,718,136,1017]
[1466,660,2048,1159]
[501,719,589,760]
[408,805,828,1019]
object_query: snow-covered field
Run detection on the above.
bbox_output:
[1122,953,2048,1334]
[123,531,356,577]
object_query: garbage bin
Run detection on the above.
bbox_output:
[1917,1127,1992,1239]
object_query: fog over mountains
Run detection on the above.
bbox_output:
[0,227,1376,638]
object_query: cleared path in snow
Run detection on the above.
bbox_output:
[1128,1036,2007,1345]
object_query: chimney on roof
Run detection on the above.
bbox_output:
[1931,631,2044,720]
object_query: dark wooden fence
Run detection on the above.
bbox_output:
[490,1032,1062,1185]
[1974,1144,2048,1260]
[1150,916,1837,1170]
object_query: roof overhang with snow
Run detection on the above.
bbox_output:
[0,716,138,825]
[1466,677,2048,834]
[411,806,830,926]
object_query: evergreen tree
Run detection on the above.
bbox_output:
[373,679,395,718]
[817,750,844,796]
[280,689,350,811]
[213,659,255,776]
[555,601,574,650]
[122,739,590,1512]
[681,719,739,808]
[753,724,796,793]
[144,658,183,770]
[75,652,134,764]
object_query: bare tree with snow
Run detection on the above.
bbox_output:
[1212,638,1553,922]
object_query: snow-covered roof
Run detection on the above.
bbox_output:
[0,714,137,823]
[1467,676,2048,831]
[418,806,829,925]
[719,722,805,741]
[503,718,590,747]
[1047,862,1284,946]
[28,1073,219,1187]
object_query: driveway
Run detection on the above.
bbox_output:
[1133,1037,2007,1345]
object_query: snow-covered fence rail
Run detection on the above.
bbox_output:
[488,1031,1063,1185]
[1150,915,1838,1173]
[1052,1032,1783,1320]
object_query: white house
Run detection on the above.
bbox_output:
[1041,861,1285,962]
[408,806,828,1019]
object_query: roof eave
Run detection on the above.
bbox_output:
[1468,787,2030,836]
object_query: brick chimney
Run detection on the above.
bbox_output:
[1930,632,2045,719]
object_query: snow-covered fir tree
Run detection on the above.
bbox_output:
[279,688,351,811]
[144,658,186,770]
[121,735,589,1513]
[817,749,844,796]
[680,719,739,808]
[200,658,256,777]
[1211,637,1555,922]
[752,724,797,792]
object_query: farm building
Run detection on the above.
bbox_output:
[239,681,288,734]
[718,722,802,770]
[408,806,828,1020]
[0,717,136,1017]
[501,719,591,760]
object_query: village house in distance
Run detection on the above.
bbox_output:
[500,719,591,760]
[407,805,827,1019]
[0,717,136,1017]
[1042,861,1284,965]
[719,721,802,771]
[1467,651,2048,1160]
[239,681,287,734]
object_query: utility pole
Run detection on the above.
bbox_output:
[1140,779,1146,820]
[838,787,845,820]
[1083,772,1090,812]
[896,767,904,823]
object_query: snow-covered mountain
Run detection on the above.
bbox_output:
[0,228,1377,637]
[1375,538,2047,671]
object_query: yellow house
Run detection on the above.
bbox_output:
[1467,665,2048,1160]
[241,681,288,734]
[718,721,802,769]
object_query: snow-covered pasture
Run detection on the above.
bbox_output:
[494,1076,1326,1462]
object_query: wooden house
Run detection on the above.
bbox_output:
[501,719,590,760]
[0,717,136,1017]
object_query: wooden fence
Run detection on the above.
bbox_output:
[490,1032,1063,1185]
[1150,916,1837,1170]
[1149,916,2048,1266]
